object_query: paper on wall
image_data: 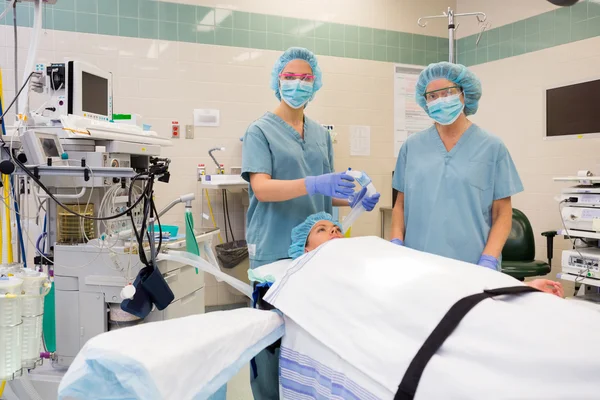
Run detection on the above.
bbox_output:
[350,125,370,157]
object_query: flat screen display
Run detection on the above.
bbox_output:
[82,71,108,116]
[546,78,600,137]
[40,137,60,158]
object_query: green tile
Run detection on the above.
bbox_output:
[54,10,75,31]
[539,11,555,32]
[440,48,449,61]
[513,20,526,38]
[98,15,118,35]
[267,14,282,34]
[159,20,178,41]
[555,7,571,30]
[399,48,413,64]
[476,47,487,64]
[513,39,526,56]
[330,40,344,57]
[499,24,512,42]
[298,36,315,51]
[456,38,464,53]
[457,52,467,64]
[499,41,512,59]
[315,38,329,55]
[590,2,600,19]
[387,46,399,63]
[345,41,359,58]
[232,28,251,47]
[250,13,267,32]
[570,1,587,24]
[119,0,138,19]
[425,50,438,65]
[282,17,298,35]
[215,27,233,46]
[282,34,301,49]
[359,43,373,60]
[197,27,215,44]
[359,26,373,44]
[526,32,540,52]
[373,45,386,61]
[266,33,284,51]
[438,38,449,53]
[76,12,97,34]
[250,31,267,49]
[373,29,386,46]
[571,20,589,41]
[465,50,476,66]
[399,32,413,49]
[476,31,487,47]
[485,43,499,62]
[345,25,358,42]
[413,34,426,50]
[587,17,600,37]
[425,35,438,51]
[463,35,476,52]
[413,49,426,65]
[77,0,97,14]
[330,23,344,41]
[486,28,499,46]
[196,6,213,25]
[179,23,197,43]
[526,15,539,35]
[119,17,138,38]
[42,8,54,29]
[216,9,232,28]
[55,0,74,11]
[16,4,31,27]
[139,19,159,39]
[554,19,571,45]
[159,2,177,22]
[177,4,196,25]
[140,0,158,20]
[233,11,250,30]
[298,20,315,37]
[315,22,329,39]
[98,0,117,16]
[540,31,555,49]
[387,31,399,47]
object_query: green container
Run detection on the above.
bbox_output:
[42,282,56,352]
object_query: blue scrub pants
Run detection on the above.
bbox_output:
[250,259,281,400]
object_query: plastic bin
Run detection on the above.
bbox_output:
[215,240,249,269]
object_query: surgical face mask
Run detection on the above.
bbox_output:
[426,93,465,125]
[279,79,314,109]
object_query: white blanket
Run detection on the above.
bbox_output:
[265,236,600,399]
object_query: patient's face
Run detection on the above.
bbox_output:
[305,220,344,253]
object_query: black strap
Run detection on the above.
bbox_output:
[394,285,539,400]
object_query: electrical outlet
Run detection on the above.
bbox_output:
[185,125,194,139]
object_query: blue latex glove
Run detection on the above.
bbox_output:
[349,187,381,211]
[477,254,499,271]
[305,172,355,199]
[391,238,404,246]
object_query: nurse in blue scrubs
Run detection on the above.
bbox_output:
[391,62,523,271]
[242,47,380,399]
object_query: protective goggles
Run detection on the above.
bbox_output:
[279,73,316,82]
[423,86,462,103]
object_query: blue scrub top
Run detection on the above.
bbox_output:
[242,112,334,264]
[392,124,523,265]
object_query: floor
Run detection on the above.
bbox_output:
[226,364,254,400]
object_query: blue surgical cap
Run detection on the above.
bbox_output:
[415,62,482,116]
[288,212,340,259]
[271,47,323,101]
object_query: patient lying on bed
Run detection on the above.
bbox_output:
[289,212,564,297]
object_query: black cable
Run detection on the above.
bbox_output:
[152,200,162,254]
[0,72,35,123]
[222,189,229,242]
[224,189,235,242]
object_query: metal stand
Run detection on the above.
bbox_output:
[418,7,488,63]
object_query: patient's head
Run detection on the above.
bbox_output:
[289,212,343,259]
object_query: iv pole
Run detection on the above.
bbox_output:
[417,7,487,63]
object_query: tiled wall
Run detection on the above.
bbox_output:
[457,1,600,66]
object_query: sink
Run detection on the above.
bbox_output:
[200,174,248,190]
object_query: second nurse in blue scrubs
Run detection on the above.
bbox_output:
[391,62,523,271]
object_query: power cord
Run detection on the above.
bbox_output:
[558,199,588,283]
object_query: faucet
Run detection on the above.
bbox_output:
[208,147,225,173]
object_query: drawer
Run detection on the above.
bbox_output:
[163,264,204,301]
[164,287,205,320]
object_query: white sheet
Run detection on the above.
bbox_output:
[58,308,284,400]
[265,236,600,399]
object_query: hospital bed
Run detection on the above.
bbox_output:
[58,237,600,399]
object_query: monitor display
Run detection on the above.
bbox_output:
[82,71,109,116]
[40,137,60,158]
[546,78,600,138]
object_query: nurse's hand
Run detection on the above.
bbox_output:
[477,255,499,271]
[305,172,355,199]
[349,187,381,211]
[526,279,564,298]
[391,238,404,246]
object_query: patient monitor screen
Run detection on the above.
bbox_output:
[39,137,60,158]
[82,71,109,116]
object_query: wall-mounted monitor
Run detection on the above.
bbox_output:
[67,61,113,122]
[546,78,600,139]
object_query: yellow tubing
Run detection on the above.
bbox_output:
[3,175,12,262]
[204,189,223,244]
[0,380,6,397]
